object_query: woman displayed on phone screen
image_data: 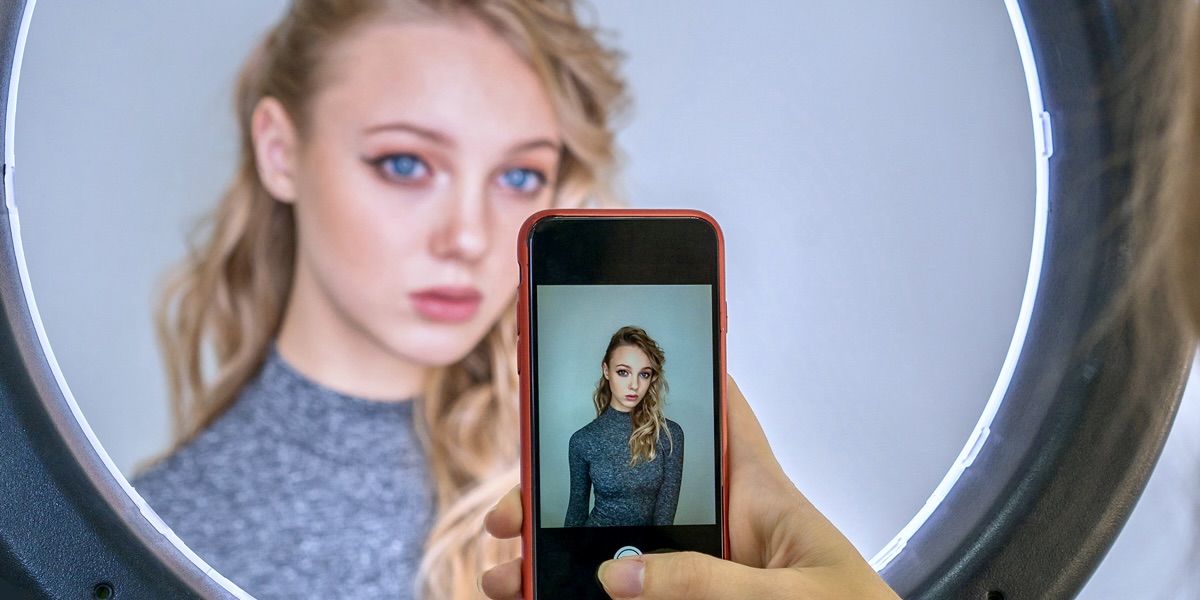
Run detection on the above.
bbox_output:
[565,326,685,527]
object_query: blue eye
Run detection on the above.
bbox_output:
[616,369,629,377]
[640,372,651,379]
[499,168,545,193]
[377,154,429,180]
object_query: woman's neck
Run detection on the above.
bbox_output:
[276,297,427,402]
[607,398,633,413]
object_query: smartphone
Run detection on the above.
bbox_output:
[517,209,729,599]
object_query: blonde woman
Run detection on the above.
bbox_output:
[565,326,683,527]
[130,0,626,598]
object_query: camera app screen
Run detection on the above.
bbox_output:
[534,284,718,531]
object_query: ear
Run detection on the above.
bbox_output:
[601,363,609,380]
[251,96,300,203]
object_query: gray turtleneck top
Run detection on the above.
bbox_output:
[564,407,684,527]
[132,348,434,600]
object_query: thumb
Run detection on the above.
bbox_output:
[597,552,784,600]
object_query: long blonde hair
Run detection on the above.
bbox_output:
[155,1,627,597]
[1137,0,1200,338]
[1122,0,1200,341]
[592,326,672,466]
[1126,0,1200,578]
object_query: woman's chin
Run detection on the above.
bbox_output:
[413,344,480,369]
[395,324,493,367]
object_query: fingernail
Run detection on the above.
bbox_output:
[597,558,644,598]
[476,571,485,595]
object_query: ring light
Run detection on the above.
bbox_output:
[0,1,1190,598]
[869,0,1053,572]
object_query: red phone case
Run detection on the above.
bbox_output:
[516,208,730,599]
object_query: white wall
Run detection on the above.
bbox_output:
[10,0,1193,597]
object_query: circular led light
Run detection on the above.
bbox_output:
[869,0,1052,572]
[0,1,1190,598]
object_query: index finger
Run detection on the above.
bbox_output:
[484,485,524,540]
[726,375,783,476]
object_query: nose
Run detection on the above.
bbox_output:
[628,377,640,391]
[431,184,488,262]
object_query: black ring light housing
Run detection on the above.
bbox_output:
[0,1,1191,598]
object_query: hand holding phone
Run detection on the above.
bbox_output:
[515,210,730,599]
[481,377,902,600]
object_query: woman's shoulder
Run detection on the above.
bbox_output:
[570,411,619,451]
[665,418,684,438]
[129,428,242,531]
[130,391,267,504]
[132,412,249,489]
[569,417,599,443]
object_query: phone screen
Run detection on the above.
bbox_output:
[523,214,726,599]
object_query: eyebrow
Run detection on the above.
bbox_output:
[509,138,562,155]
[614,363,653,372]
[364,122,452,144]
[364,121,561,154]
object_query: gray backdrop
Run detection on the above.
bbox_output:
[535,285,716,527]
[10,1,1196,597]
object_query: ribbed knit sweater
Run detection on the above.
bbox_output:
[132,348,434,599]
[564,406,684,527]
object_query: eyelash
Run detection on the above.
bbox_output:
[367,153,431,183]
[364,154,550,197]
[498,168,548,196]
[615,369,652,379]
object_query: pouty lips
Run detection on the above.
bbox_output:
[410,287,483,323]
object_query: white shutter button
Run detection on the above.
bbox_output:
[614,546,642,559]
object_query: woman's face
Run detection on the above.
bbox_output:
[603,345,655,413]
[254,17,560,395]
